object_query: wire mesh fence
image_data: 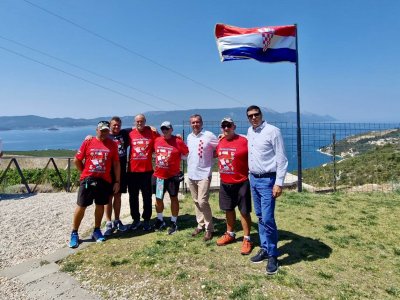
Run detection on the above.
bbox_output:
[1,122,399,193]
[179,121,400,193]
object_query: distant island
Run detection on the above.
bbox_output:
[0,107,337,131]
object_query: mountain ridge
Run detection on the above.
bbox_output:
[0,107,337,131]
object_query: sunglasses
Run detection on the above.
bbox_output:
[221,123,233,129]
[247,112,260,119]
[161,127,170,131]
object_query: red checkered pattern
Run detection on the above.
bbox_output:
[198,140,204,158]
[258,27,274,52]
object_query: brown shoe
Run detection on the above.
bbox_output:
[191,227,203,237]
[216,232,236,246]
[240,239,253,255]
[204,231,213,241]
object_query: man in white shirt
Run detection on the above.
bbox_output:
[187,114,218,241]
[246,105,288,275]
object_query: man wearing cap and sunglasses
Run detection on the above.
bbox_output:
[246,105,288,275]
[69,121,120,248]
[216,117,254,256]
[152,121,189,235]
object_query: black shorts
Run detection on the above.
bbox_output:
[152,175,180,200]
[219,180,252,214]
[77,177,113,207]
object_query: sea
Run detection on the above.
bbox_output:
[1,123,397,172]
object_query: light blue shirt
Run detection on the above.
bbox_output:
[247,121,288,186]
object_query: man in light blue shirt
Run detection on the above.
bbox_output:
[246,105,288,275]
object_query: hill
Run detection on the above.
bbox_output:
[0,107,336,130]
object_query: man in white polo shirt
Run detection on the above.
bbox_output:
[187,114,218,241]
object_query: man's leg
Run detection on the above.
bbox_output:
[94,204,105,229]
[141,172,153,222]
[197,177,214,232]
[188,179,204,230]
[112,193,122,220]
[240,212,252,237]
[72,205,86,231]
[104,195,113,222]
[226,210,236,232]
[127,173,141,223]
[170,195,179,218]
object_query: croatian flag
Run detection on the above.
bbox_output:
[215,23,297,63]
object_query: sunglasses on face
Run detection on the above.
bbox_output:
[247,112,260,119]
[221,123,233,129]
[161,127,170,131]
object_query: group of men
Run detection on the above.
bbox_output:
[69,105,288,275]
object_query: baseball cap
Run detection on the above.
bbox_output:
[160,121,172,129]
[97,121,110,131]
[220,117,234,125]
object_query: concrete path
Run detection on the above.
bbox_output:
[0,239,101,299]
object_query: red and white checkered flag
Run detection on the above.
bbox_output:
[258,27,275,52]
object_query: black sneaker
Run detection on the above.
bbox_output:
[142,220,151,231]
[153,219,166,231]
[130,220,142,231]
[250,248,268,264]
[168,222,178,235]
[266,256,279,275]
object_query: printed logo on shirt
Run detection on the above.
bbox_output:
[156,146,172,169]
[88,148,110,173]
[218,147,236,174]
[113,135,126,157]
[132,138,151,160]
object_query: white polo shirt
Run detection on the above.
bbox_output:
[187,130,218,180]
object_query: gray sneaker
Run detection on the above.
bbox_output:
[130,220,142,230]
[104,222,114,236]
[114,220,128,232]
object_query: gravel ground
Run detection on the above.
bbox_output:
[0,192,132,299]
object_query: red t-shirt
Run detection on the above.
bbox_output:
[153,136,189,179]
[216,134,248,184]
[128,127,159,172]
[76,137,119,183]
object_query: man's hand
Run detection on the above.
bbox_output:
[84,135,93,141]
[113,182,120,194]
[272,185,283,198]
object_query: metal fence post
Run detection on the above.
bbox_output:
[333,133,337,192]
[67,158,71,192]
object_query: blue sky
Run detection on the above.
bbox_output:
[0,0,399,122]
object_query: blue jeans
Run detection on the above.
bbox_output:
[250,174,279,257]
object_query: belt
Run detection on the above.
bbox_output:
[250,172,276,178]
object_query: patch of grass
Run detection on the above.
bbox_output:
[317,270,334,280]
[229,283,251,299]
[60,259,84,273]
[39,260,50,266]
[60,191,400,299]
[386,286,400,297]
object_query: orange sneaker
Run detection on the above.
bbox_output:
[240,239,253,255]
[216,232,236,246]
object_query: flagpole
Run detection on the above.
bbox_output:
[294,23,303,192]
